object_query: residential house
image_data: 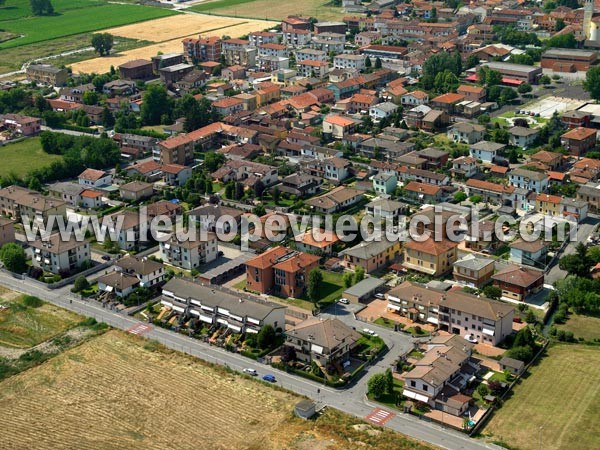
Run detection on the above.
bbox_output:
[561,127,597,156]
[369,102,399,121]
[447,123,486,144]
[212,159,278,188]
[373,172,398,195]
[159,63,194,85]
[245,246,320,298]
[403,181,443,203]
[119,181,154,202]
[162,164,193,187]
[492,264,544,301]
[306,186,363,214]
[78,168,112,188]
[509,168,549,193]
[365,198,408,221]
[452,156,478,178]
[160,277,285,334]
[26,64,68,86]
[403,238,458,277]
[285,318,361,371]
[98,254,165,297]
[531,150,562,171]
[466,179,514,205]
[464,220,500,253]
[278,173,321,198]
[470,141,505,164]
[29,234,90,275]
[431,93,465,114]
[0,218,15,247]
[577,183,600,212]
[457,85,486,102]
[508,126,539,148]
[509,239,548,269]
[118,59,153,81]
[102,211,147,251]
[0,114,41,136]
[401,90,429,106]
[340,237,401,273]
[294,229,340,255]
[322,115,360,139]
[453,254,495,288]
[188,204,243,235]
[415,148,449,170]
[324,157,351,183]
[212,97,245,116]
[159,231,218,270]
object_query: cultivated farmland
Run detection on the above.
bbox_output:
[0,0,178,50]
[0,330,433,450]
[190,0,349,21]
[70,15,273,74]
[484,344,600,450]
[0,137,63,179]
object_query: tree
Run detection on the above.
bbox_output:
[354,266,365,284]
[73,275,89,293]
[82,91,98,105]
[477,384,489,397]
[225,182,235,199]
[539,75,552,85]
[307,268,323,303]
[343,271,354,288]
[256,324,276,350]
[482,285,502,300]
[252,204,266,216]
[469,194,483,204]
[365,57,372,69]
[385,368,394,394]
[587,246,600,264]
[367,373,387,399]
[507,345,534,362]
[513,327,535,349]
[30,0,53,15]
[584,66,600,101]
[253,179,265,198]
[478,113,490,125]
[453,191,467,203]
[102,107,115,128]
[0,243,27,274]
[91,33,114,57]
[272,186,280,205]
[374,57,382,69]
[517,83,532,95]
[281,345,297,363]
[141,84,171,125]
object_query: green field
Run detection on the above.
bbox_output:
[0,293,81,348]
[484,344,600,450]
[0,0,177,50]
[0,137,63,179]
[556,314,600,341]
[190,0,348,21]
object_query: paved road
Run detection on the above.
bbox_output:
[545,216,598,285]
[40,125,100,137]
[0,271,501,450]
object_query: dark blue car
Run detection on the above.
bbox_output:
[262,374,276,382]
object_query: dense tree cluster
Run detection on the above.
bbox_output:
[421,52,462,90]
[30,0,53,15]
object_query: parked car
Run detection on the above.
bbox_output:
[363,328,378,337]
[101,255,111,261]
[464,334,478,344]
[374,293,385,299]
[338,298,349,304]
[243,368,257,376]
[262,374,276,382]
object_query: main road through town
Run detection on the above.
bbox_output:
[0,271,503,450]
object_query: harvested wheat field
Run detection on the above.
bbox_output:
[104,14,269,42]
[0,330,433,450]
[70,14,274,74]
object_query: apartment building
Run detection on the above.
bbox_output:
[222,39,256,67]
[161,278,285,334]
[182,36,222,63]
[159,232,218,270]
[245,246,320,298]
[0,218,15,247]
[402,238,458,277]
[340,238,401,273]
[26,64,68,86]
[0,185,66,225]
[29,233,90,275]
[0,114,41,136]
[333,54,366,71]
[453,254,495,288]
[98,254,165,297]
[509,168,549,193]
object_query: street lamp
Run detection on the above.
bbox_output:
[440,392,446,429]
[539,426,544,450]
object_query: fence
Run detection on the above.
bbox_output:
[469,340,549,436]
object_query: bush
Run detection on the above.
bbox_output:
[73,275,89,293]
[21,296,43,308]
[477,384,490,397]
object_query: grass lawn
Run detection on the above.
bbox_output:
[190,0,348,21]
[233,279,247,290]
[483,344,600,450]
[316,270,346,307]
[0,137,63,178]
[0,294,81,348]
[0,0,178,50]
[556,313,600,341]
[374,317,397,329]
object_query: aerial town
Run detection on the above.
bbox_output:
[0,0,599,449]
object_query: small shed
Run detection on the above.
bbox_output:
[499,356,525,375]
[294,400,316,420]
[343,277,386,303]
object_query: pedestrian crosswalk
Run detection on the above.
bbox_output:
[365,408,395,426]
[127,323,152,336]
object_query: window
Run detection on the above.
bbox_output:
[422,385,428,392]
[410,380,416,387]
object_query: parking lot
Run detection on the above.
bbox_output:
[521,96,587,119]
